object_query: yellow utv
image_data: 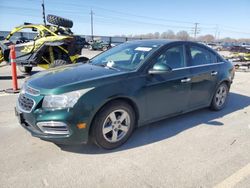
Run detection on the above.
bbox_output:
[0,15,89,73]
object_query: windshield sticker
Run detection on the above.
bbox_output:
[107,60,115,67]
[135,47,152,52]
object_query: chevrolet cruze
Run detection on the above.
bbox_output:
[15,40,235,149]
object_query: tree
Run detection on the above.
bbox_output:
[161,30,175,39]
[154,32,160,39]
[198,34,215,42]
[176,30,190,40]
[220,37,237,43]
[144,33,154,39]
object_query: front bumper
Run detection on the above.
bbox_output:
[15,105,89,145]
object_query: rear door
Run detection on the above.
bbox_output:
[187,44,219,108]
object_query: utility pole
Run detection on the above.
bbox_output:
[194,23,199,40]
[90,9,94,40]
[41,0,46,25]
[214,25,219,41]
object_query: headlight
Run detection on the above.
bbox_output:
[42,88,94,109]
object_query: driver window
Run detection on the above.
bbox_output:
[154,45,185,69]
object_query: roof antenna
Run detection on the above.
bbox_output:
[41,0,46,25]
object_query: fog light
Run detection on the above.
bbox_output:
[37,121,69,135]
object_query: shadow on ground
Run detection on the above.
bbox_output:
[0,70,40,80]
[0,75,26,80]
[58,92,250,154]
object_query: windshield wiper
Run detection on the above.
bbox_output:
[105,64,120,71]
[94,64,120,71]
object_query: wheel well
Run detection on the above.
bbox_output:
[221,80,231,89]
[89,97,140,134]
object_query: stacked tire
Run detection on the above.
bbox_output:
[47,15,73,28]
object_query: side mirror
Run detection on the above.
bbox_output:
[148,63,172,75]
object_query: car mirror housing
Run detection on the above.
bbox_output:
[148,63,172,75]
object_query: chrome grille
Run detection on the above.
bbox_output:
[18,94,35,112]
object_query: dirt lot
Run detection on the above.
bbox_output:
[0,49,250,188]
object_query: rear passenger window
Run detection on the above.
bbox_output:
[189,45,217,66]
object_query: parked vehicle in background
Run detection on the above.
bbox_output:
[206,43,223,51]
[74,35,90,48]
[16,40,235,149]
[229,45,250,53]
[0,15,87,73]
[88,40,112,51]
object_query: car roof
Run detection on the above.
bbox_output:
[126,39,221,57]
[125,39,205,47]
[126,39,178,45]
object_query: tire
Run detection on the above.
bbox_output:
[47,14,73,28]
[49,59,69,68]
[102,46,108,51]
[76,56,89,64]
[210,83,229,111]
[91,100,136,149]
[88,45,93,50]
[18,66,32,74]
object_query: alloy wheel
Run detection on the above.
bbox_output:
[215,84,228,107]
[102,109,130,143]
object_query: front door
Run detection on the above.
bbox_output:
[145,44,191,121]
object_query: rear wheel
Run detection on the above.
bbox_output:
[49,59,69,68]
[18,66,32,74]
[210,83,229,111]
[91,101,136,149]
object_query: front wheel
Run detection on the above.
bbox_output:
[49,59,69,68]
[210,83,229,111]
[91,101,136,149]
[88,45,93,50]
[102,46,108,51]
[18,66,32,74]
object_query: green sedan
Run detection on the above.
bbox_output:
[15,40,235,149]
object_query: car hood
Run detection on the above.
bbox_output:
[27,63,124,93]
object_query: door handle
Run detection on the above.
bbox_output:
[181,78,191,83]
[211,71,218,76]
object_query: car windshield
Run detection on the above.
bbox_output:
[90,41,162,71]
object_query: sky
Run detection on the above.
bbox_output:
[0,0,250,39]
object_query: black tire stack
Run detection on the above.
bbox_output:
[47,15,73,28]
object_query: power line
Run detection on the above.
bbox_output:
[1,3,250,37]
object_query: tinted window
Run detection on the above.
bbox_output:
[154,45,185,69]
[189,45,217,66]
